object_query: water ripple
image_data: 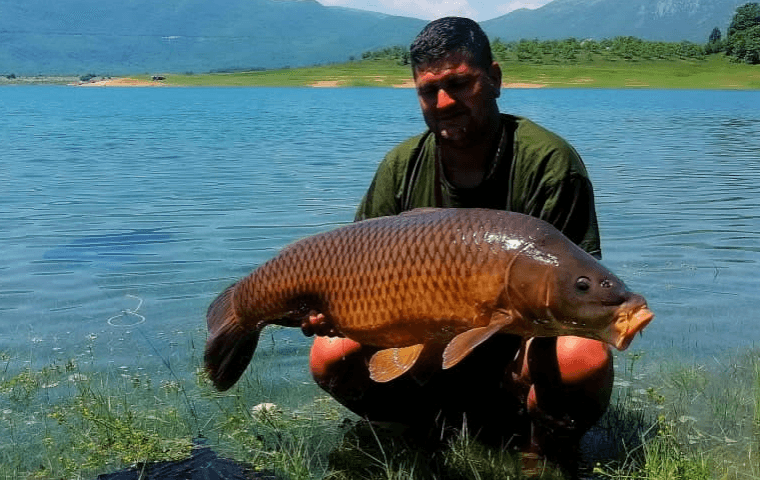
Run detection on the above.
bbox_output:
[1,87,758,368]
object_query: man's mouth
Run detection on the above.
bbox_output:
[437,114,468,140]
[437,111,466,122]
[440,125,466,140]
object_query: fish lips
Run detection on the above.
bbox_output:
[604,294,654,351]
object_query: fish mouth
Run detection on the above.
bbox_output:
[605,295,654,351]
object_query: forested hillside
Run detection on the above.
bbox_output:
[1,0,757,75]
[482,0,747,43]
[0,0,424,75]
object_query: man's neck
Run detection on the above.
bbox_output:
[438,114,502,189]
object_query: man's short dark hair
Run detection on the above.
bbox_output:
[410,17,493,71]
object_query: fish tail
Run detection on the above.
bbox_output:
[204,283,261,391]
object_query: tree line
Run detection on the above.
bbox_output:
[361,2,760,66]
[362,37,707,65]
[706,2,760,64]
[491,37,706,63]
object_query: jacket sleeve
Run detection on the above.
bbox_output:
[354,135,425,222]
[354,156,402,221]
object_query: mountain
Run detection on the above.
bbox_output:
[0,0,425,75]
[0,0,750,75]
[482,0,747,43]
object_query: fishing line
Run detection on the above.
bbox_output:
[137,328,202,436]
[105,294,201,434]
[107,294,146,327]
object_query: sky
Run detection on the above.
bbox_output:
[317,0,554,22]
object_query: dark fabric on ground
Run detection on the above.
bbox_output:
[96,439,280,480]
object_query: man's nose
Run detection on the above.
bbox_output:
[437,88,456,109]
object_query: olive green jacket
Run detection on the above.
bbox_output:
[356,114,602,257]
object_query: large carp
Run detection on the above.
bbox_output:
[205,208,653,390]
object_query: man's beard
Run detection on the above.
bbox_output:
[440,125,466,141]
[432,112,473,148]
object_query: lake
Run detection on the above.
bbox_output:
[1,86,759,386]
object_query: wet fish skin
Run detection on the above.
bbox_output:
[205,208,653,390]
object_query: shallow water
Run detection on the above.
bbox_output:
[1,86,759,383]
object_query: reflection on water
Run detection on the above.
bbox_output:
[42,228,175,268]
[0,87,758,380]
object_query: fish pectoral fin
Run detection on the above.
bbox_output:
[441,315,513,370]
[368,344,425,383]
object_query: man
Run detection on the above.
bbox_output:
[309,17,611,474]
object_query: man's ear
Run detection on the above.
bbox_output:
[488,62,502,98]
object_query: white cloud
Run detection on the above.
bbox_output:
[493,1,551,16]
[320,0,476,20]
[318,0,552,20]
[318,0,360,6]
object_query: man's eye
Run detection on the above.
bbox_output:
[418,87,436,98]
[447,78,470,90]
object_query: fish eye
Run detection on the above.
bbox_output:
[575,276,591,293]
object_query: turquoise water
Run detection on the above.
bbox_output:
[1,86,759,383]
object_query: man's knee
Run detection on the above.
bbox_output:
[526,336,613,428]
[555,336,613,387]
[309,337,426,423]
[309,336,364,387]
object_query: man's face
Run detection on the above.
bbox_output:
[414,52,501,149]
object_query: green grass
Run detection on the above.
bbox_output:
[1,330,759,479]
[6,53,757,89]
[132,54,760,89]
[3,52,758,89]
[0,328,346,479]
[146,60,414,87]
[496,55,760,89]
[591,350,760,479]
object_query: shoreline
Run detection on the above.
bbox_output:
[63,74,760,90]
[72,77,169,87]
[73,77,549,89]
[4,55,758,89]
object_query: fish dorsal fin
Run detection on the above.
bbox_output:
[442,314,513,370]
[368,344,425,383]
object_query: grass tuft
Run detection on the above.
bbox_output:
[2,333,760,479]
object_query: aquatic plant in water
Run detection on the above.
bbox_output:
[2,333,760,479]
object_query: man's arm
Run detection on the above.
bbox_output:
[525,169,601,259]
[510,119,602,258]
[354,158,402,221]
[355,134,428,221]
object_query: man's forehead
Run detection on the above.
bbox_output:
[413,51,482,78]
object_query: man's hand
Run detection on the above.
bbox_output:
[300,311,343,337]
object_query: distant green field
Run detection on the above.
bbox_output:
[142,60,413,87]
[143,54,760,89]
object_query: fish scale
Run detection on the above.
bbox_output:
[205,208,654,390]
[231,209,507,337]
